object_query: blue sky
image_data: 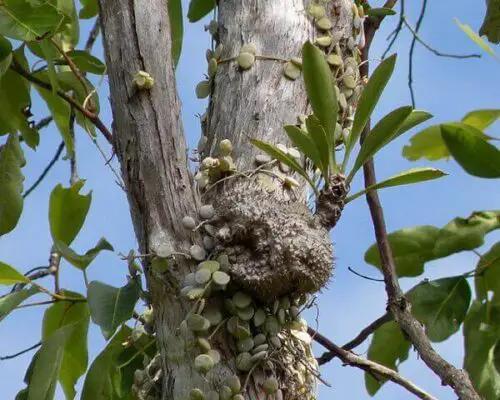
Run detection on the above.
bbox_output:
[1,1,499,399]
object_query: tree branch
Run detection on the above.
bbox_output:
[0,342,41,361]
[309,327,437,400]
[359,18,482,399]
[84,17,101,53]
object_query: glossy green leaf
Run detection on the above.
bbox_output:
[396,110,433,136]
[251,139,317,191]
[0,262,29,285]
[188,0,215,22]
[475,242,500,303]
[345,54,396,166]
[54,238,114,270]
[0,286,38,321]
[366,7,396,17]
[347,106,413,182]
[39,39,59,93]
[0,36,12,79]
[365,320,411,395]
[88,280,139,339]
[43,293,89,400]
[408,277,471,342]
[27,325,75,400]
[480,0,500,44]
[64,50,106,74]
[284,125,326,179]
[302,41,336,168]
[55,0,79,49]
[306,115,332,177]
[441,124,500,178]
[462,109,500,131]
[49,181,92,246]
[346,167,447,203]
[365,210,500,277]
[168,0,183,67]
[0,134,25,236]
[0,1,66,41]
[456,18,499,61]
[464,301,500,399]
[79,0,98,19]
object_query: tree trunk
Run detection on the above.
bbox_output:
[98,0,354,398]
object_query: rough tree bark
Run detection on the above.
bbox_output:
[99,0,352,399]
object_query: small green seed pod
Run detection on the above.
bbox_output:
[219,155,236,172]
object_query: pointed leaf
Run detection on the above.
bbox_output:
[0,286,38,321]
[365,321,411,395]
[27,325,75,400]
[0,134,25,236]
[348,106,413,181]
[188,0,215,23]
[168,0,183,67]
[88,280,139,340]
[284,125,326,178]
[345,54,397,163]
[0,261,29,285]
[480,0,500,44]
[43,292,89,400]
[441,124,500,178]
[396,110,433,136]
[49,181,92,246]
[462,109,500,131]
[365,210,500,277]
[54,238,114,271]
[408,277,471,342]
[366,8,396,17]
[0,36,12,79]
[306,115,332,177]
[65,50,106,75]
[464,301,500,399]
[302,41,337,167]
[456,18,499,61]
[78,0,98,19]
[346,167,446,203]
[251,139,317,190]
[475,242,500,304]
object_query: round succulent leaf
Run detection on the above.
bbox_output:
[202,306,222,326]
[240,43,257,55]
[315,36,332,47]
[284,61,301,80]
[190,245,207,261]
[208,349,221,364]
[195,353,215,373]
[265,316,281,336]
[190,388,205,400]
[196,337,212,353]
[307,4,326,18]
[225,375,241,393]
[291,57,302,68]
[253,333,267,346]
[236,352,254,371]
[186,287,206,300]
[195,80,211,99]
[252,343,269,354]
[237,52,255,70]
[195,268,212,285]
[212,270,230,286]
[224,299,238,315]
[326,54,342,67]
[237,337,255,353]
[263,377,279,394]
[182,216,196,229]
[343,75,357,89]
[233,291,252,308]
[250,350,268,363]
[291,330,312,344]
[237,305,255,321]
[187,314,210,331]
[199,204,215,220]
[253,308,267,327]
[316,17,332,30]
[208,58,218,78]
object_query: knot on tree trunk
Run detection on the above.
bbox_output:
[212,181,333,303]
[314,174,349,231]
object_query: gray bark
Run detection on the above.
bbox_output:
[98,0,353,398]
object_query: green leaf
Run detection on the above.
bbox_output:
[345,54,396,167]
[396,110,433,136]
[365,321,411,395]
[78,0,98,19]
[0,134,25,236]
[64,50,106,75]
[81,326,132,400]
[407,277,471,342]
[88,280,139,340]
[462,109,500,131]
[187,0,215,23]
[39,38,60,93]
[480,0,500,44]
[347,106,413,182]
[475,242,500,303]
[464,301,500,399]
[42,292,90,400]
[251,139,317,191]
[49,181,92,246]
[284,125,325,179]
[168,0,183,67]
[365,210,500,277]
[0,286,38,321]
[441,124,500,178]
[456,18,499,61]
[346,167,447,203]
[0,35,12,79]
[0,262,29,284]
[306,115,332,178]
[54,238,114,270]
[366,7,396,17]
[0,1,66,41]
[302,41,337,161]
[28,325,75,400]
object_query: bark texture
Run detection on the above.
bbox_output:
[99,0,353,398]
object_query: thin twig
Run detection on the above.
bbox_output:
[309,328,437,400]
[347,266,385,282]
[34,116,53,130]
[23,141,65,199]
[69,106,78,185]
[359,18,482,399]
[0,342,41,361]
[15,300,58,309]
[381,0,405,59]
[85,18,101,52]
[317,312,393,365]
[10,59,113,145]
